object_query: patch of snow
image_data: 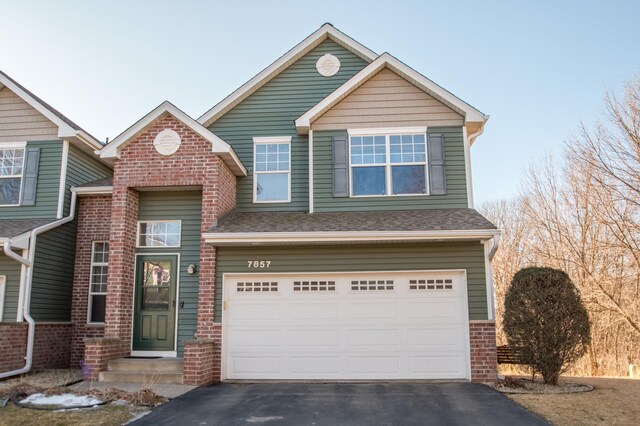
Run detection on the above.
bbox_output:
[21,393,103,407]
[246,416,285,423]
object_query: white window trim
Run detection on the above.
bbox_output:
[136,220,182,248]
[347,128,430,198]
[252,136,292,204]
[0,275,5,321]
[87,241,108,324]
[0,142,27,207]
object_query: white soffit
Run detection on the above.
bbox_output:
[295,53,489,135]
[197,23,378,127]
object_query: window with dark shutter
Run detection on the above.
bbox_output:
[427,134,447,195]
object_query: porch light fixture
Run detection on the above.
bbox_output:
[187,264,198,274]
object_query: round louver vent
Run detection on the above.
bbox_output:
[153,129,181,156]
[316,54,340,77]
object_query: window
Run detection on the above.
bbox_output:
[88,242,108,323]
[253,136,291,203]
[0,144,25,205]
[349,129,428,197]
[137,221,181,247]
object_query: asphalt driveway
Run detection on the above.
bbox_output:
[131,382,548,426]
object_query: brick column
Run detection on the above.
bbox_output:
[104,186,139,344]
[469,320,498,383]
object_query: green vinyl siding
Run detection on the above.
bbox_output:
[0,254,22,322]
[63,144,112,216]
[137,191,202,357]
[216,242,488,322]
[0,140,61,219]
[313,127,468,212]
[210,39,369,212]
[30,220,77,321]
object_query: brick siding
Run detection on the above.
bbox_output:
[70,196,111,367]
[469,321,498,383]
[0,322,72,374]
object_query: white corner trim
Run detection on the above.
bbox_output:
[99,101,247,176]
[483,240,496,321]
[56,140,69,219]
[253,136,292,144]
[308,129,314,214]
[347,126,427,136]
[0,275,5,322]
[295,53,488,134]
[197,24,378,127]
[204,229,501,245]
[462,126,474,209]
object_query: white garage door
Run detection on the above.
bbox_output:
[223,271,469,380]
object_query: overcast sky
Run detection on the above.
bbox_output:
[2,0,639,206]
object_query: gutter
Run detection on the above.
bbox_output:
[0,191,78,379]
[204,229,501,246]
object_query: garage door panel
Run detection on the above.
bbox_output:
[229,303,282,322]
[289,302,340,320]
[407,327,464,349]
[224,272,469,380]
[347,302,398,320]
[406,300,461,320]
[289,356,340,374]
[290,329,340,347]
[348,328,399,347]
[349,356,400,374]
[228,329,282,348]
[408,355,465,375]
[230,356,281,375]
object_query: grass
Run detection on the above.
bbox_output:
[0,403,148,426]
[508,377,640,425]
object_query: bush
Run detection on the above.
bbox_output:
[503,267,591,385]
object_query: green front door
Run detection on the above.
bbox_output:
[133,255,178,351]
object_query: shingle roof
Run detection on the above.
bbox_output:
[0,69,101,143]
[209,209,496,234]
[0,219,57,239]
[76,177,113,187]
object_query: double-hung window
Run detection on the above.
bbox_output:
[0,143,26,206]
[88,242,109,324]
[349,128,428,196]
[253,136,291,203]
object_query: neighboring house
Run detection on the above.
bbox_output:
[72,24,499,386]
[0,70,111,377]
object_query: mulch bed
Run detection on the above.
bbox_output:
[494,376,593,394]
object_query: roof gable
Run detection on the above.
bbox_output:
[100,101,247,176]
[197,23,377,127]
[295,53,489,138]
[0,69,102,150]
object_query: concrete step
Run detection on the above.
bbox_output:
[99,371,184,385]
[107,358,184,374]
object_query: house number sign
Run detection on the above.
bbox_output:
[247,260,271,269]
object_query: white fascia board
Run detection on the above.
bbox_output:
[204,229,501,245]
[197,24,378,127]
[295,53,489,134]
[71,186,113,196]
[253,136,292,144]
[100,101,247,176]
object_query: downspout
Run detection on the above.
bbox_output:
[0,191,78,379]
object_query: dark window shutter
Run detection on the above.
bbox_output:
[427,134,447,195]
[332,136,349,197]
[20,147,40,206]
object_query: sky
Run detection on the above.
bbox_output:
[1,0,639,206]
